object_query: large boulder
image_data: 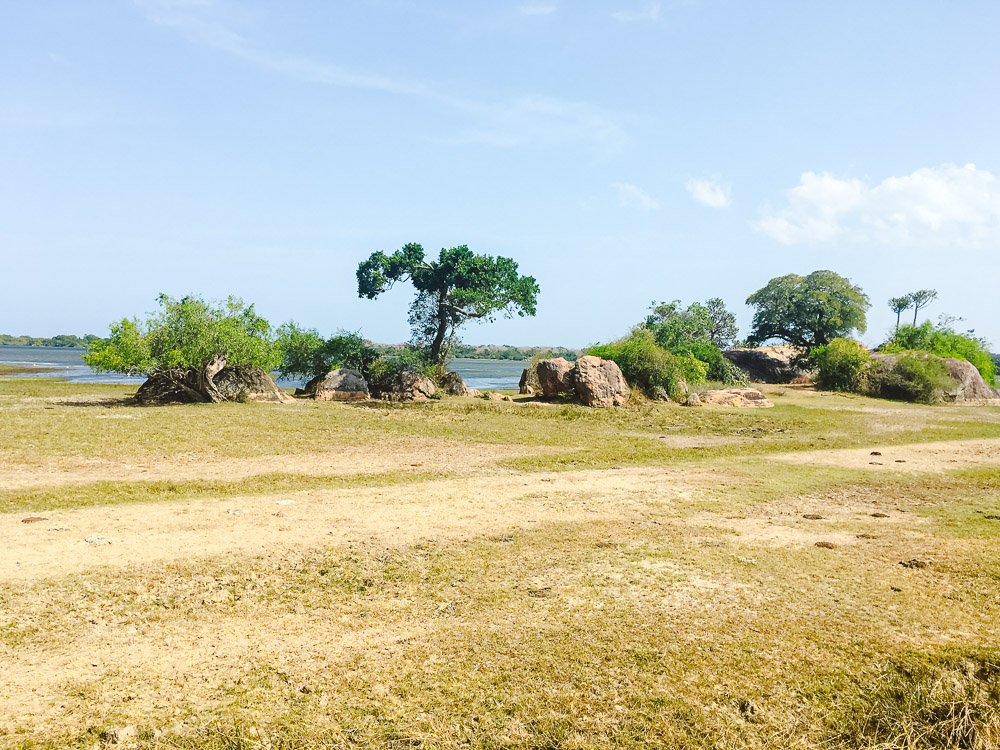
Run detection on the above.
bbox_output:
[440,371,468,397]
[722,346,812,384]
[570,355,629,408]
[519,365,541,394]
[871,353,999,402]
[696,388,774,408]
[536,357,574,397]
[375,369,437,402]
[136,361,292,404]
[314,368,370,402]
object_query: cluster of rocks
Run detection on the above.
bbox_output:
[686,388,774,408]
[135,360,293,405]
[526,356,630,408]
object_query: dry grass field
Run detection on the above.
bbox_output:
[1,377,999,749]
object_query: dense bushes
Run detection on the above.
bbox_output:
[643,299,747,386]
[276,324,379,382]
[587,329,706,401]
[883,322,996,386]
[811,338,872,392]
[811,338,957,404]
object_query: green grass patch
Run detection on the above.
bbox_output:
[0,469,446,514]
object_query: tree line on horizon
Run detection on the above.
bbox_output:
[32,242,995,404]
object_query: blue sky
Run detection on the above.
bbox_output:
[2,1,998,349]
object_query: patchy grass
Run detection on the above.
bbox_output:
[2,380,1000,747]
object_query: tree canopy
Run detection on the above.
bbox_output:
[357,243,539,366]
[275,323,379,382]
[84,294,281,376]
[746,270,870,350]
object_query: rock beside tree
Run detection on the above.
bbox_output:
[314,368,371,402]
[571,356,629,407]
[375,369,437,402]
[440,371,468,396]
[722,346,812,384]
[135,360,292,405]
[872,354,999,401]
[536,358,574,397]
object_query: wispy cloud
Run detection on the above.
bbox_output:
[613,182,659,210]
[686,177,730,208]
[135,0,628,151]
[611,2,660,22]
[757,164,1000,247]
[518,4,557,16]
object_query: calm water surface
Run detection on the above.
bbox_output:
[0,347,525,390]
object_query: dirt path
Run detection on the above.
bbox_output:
[767,437,1000,472]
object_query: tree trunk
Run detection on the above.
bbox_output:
[429,291,449,365]
[135,355,228,404]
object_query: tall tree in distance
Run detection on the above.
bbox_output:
[357,243,539,367]
[908,289,938,325]
[745,270,870,350]
[889,296,913,333]
[705,297,738,349]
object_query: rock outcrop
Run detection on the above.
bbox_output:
[519,365,541,394]
[694,388,774,408]
[722,346,812,384]
[314,368,370,402]
[135,359,292,404]
[536,357,574,397]
[375,369,437,402]
[570,355,629,408]
[440,371,468,397]
[871,353,999,402]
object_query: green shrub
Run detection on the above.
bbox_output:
[588,328,706,401]
[276,325,379,382]
[810,338,871,392]
[884,322,996,387]
[869,354,955,404]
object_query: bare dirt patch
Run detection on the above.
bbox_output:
[768,437,1000,473]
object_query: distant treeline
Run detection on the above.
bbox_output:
[0,334,102,348]
[369,342,579,361]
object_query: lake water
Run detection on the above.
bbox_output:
[0,346,526,391]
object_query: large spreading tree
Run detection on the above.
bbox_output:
[357,243,539,367]
[84,294,282,403]
[746,270,870,350]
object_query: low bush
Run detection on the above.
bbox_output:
[588,329,706,401]
[277,325,379,383]
[811,338,872,392]
[869,354,954,405]
[884,322,996,387]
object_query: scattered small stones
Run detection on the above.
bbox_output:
[702,540,727,547]
[870,451,882,456]
[227,509,247,516]
[900,559,928,569]
[527,586,556,598]
[895,459,906,463]
[299,685,313,694]
[871,512,890,518]
[21,517,48,523]
[84,535,112,546]
[856,533,876,539]
[814,541,837,549]
[891,586,903,592]
[802,514,824,520]
[870,461,884,465]
[984,514,1000,521]
[48,526,69,531]
[738,699,759,722]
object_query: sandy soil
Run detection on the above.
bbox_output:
[768,437,1000,472]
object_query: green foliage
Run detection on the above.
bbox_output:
[643,299,745,385]
[276,324,379,382]
[907,288,939,325]
[357,243,539,365]
[810,338,872,392]
[746,270,870,349]
[367,346,437,392]
[588,328,707,401]
[84,294,280,376]
[883,322,996,386]
[0,333,101,347]
[868,354,955,404]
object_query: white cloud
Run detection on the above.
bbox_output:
[611,2,660,22]
[135,0,627,151]
[613,182,659,210]
[518,4,557,16]
[685,177,731,208]
[757,164,1000,247]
